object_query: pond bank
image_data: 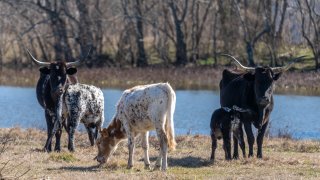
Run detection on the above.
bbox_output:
[1,67,320,95]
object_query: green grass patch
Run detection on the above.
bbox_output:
[49,152,79,163]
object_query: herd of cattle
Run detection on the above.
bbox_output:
[26,50,305,171]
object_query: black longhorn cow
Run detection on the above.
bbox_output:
[27,49,86,152]
[219,54,304,158]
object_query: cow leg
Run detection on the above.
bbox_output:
[54,127,62,152]
[141,132,151,169]
[238,125,246,158]
[222,128,231,160]
[67,116,80,152]
[44,110,54,152]
[210,130,217,163]
[127,133,135,169]
[257,120,269,158]
[85,124,95,146]
[155,126,168,171]
[243,121,254,157]
[233,135,239,159]
[54,116,66,152]
[95,117,103,140]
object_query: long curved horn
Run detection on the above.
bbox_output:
[219,54,255,72]
[66,47,92,67]
[26,49,50,66]
[271,56,306,73]
[66,59,82,67]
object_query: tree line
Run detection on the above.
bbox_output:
[0,0,319,69]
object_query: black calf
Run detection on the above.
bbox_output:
[210,106,252,163]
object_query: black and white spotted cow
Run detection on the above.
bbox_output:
[210,105,255,163]
[63,83,105,152]
[27,49,102,152]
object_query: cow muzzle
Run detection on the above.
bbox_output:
[96,156,106,164]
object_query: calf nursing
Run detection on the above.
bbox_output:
[96,83,176,171]
[210,106,254,163]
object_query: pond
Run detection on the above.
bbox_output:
[0,86,319,140]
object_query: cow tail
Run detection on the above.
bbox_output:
[165,83,177,151]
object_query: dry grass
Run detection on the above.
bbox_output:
[1,67,320,95]
[0,128,319,179]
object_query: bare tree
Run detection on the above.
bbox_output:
[35,0,74,61]
[133,0,148,67]
[74,0,96,66]
[190,0,213,63]
[167,0,188,66]
[297,0,320,70]
[233,0,271,66]
[265,0,288,66]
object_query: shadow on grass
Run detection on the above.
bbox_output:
[48,165,101,172]
[146,156,210,168]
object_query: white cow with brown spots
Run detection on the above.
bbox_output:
[95,83,176,171]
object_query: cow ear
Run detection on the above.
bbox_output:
[66,68,77,75]
[273,72,282,81]
[243,73,255,81]
[39,67,50,74]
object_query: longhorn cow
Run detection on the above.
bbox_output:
[219,54,305,158]
[27,50,94,152]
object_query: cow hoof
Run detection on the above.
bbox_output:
[161,167,167,171]
[153,165,161,171]
[127,165,133,169]
[68,145,75,152]
[43,147,52,153]
[233,155,239,159]
[144,164,151,170]
[257,154,263,159]
[54,147,61,152]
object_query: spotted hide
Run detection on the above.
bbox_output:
[64,83,104,151]
[96,83,176,171]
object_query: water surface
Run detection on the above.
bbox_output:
[0,86,319,139]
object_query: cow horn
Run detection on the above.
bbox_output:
[66,59,82,67]
[219,54,255,72]
[271,56,306,73]
[26,48,50,66]
[66,47,92,67]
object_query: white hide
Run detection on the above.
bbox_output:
[112,82,176,170]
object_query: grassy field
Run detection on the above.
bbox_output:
[0,128,319,179]
[1,66,320,95]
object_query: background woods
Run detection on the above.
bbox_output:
[0,0,319,69]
